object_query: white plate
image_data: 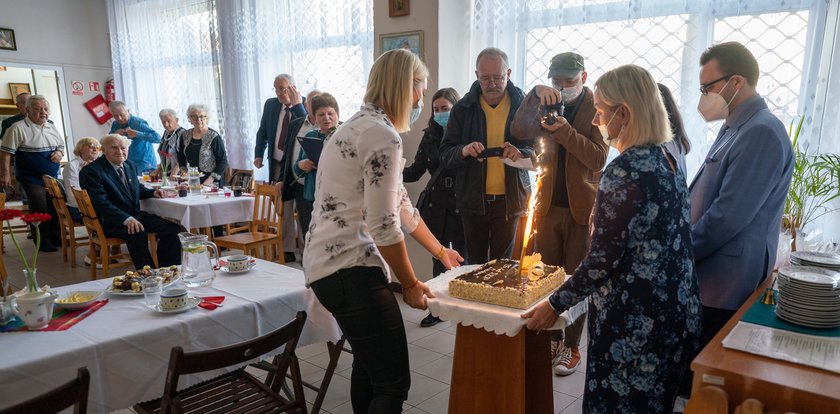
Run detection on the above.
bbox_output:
[55,291,104,310]
[220,261,256,274]
[791,251,840,267]
[149,296,201,314]
[778,266,840,287]
[105,286,144,296]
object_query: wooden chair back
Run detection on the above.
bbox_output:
[0,367,90,414]
[159,311,307,413]
[228,169,254,192]
[42,175,74,223]
[251,183,282,234]
[71,188,107,247]
[0,191,5,210]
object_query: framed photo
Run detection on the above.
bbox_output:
[379,31,424,60]
[389,0,409,17]
[0,28,16,51]
[8,83,31,98]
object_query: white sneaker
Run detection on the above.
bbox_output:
[83,256,103,269]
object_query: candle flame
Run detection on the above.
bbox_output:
[519,139,547,276]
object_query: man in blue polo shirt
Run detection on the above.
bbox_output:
[109,101,160,172]
[0,95,64,251]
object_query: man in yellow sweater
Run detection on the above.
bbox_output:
[440,47,533,263]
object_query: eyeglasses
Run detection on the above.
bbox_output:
[699,74,734,96]
[273,87,290,94]
[478,76,506,86]
[189,115,208,120]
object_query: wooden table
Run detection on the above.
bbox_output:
[690,278,840,413]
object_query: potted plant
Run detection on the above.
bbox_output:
[782,115,840,251]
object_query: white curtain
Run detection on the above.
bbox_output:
[107,0,373,180]
[468,0,829,178]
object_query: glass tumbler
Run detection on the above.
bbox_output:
[142,277,163,309]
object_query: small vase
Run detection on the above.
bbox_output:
[24,268,39,294]
[162,174,170,187]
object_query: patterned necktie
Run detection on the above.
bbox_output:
[117,166,129,190]
[277,107,291,150]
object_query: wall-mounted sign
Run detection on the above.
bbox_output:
[89,81,100,92]
[71,80,84,96]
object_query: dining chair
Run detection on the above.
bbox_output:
[0,366,90,414]
[42,175,90,268]
[213,183,284,263]
[224,169,256,236]
[134,311,308,414]
[71,188,158,279]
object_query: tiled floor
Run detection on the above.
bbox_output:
[4,230,586,414]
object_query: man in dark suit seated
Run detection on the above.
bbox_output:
[80,134,182,268]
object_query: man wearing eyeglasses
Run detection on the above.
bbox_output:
[690,42,794,349]
[440,47,534,264]
[511,52,607,377]
[109,101,161,172]
[254,73,306,263]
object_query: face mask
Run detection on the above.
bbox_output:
[697,79,739,122]
[409,98,423,125]
[597,110,619,146]
[433,111,450,127]
[560,83,583,102]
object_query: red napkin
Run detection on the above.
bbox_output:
[199,296,225,310]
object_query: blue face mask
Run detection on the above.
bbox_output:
[433,111,450,127]
[409,98,423,125]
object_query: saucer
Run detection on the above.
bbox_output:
[220,261,256,274]
[150,296,201,314]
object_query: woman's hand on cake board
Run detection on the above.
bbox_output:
[438,248,464,270]
[404,281,434,310]
[521,300,559,330]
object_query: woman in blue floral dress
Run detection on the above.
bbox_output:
[523,64,702,413]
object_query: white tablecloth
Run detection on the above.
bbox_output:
[426,265,586,337]
[140,193,254,229]
[0,259,340,413]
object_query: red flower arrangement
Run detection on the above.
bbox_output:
[1,209,52,293]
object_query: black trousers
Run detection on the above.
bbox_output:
[292,183,313,240]
[106,213,183,268]
[20,180,59,245]
[679,305,733,396]
[460,196,518,264]
[311,267,409,414]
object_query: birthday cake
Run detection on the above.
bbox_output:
[448,254,566,309]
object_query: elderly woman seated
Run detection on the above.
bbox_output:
[176,103,227,186]
[63,137,101,223]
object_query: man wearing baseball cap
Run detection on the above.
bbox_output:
[512,52,608,376]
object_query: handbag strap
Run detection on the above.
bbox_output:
[422,164,447,193]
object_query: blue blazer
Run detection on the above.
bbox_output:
[254,98,306,177]
[689,95,794,310]
[79,156,156,234]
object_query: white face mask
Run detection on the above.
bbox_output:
[560,83,583,102]
[409,98,423,125]
[697,79,739,122]
[597,110,619,147]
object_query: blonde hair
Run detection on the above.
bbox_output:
[73,137,101,157]
[364,49,429,133]
[594,64,672,147]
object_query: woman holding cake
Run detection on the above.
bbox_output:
[521,64,702,413]
[303,49,462,413]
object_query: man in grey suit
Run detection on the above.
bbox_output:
[691,42,794,347]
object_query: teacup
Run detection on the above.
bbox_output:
[227,255,251,271]
[160,288,188,310]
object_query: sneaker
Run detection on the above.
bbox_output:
[420,313,441,327]
[38,242,58,253]
[83,256,103,269]
[550,340,562,365]
[553,346,581,376]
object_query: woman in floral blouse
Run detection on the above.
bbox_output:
[522,64,702,413]
[303,49,463,413]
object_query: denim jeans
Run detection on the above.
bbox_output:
[310,267,409,413]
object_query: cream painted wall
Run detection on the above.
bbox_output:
[0,0,113,146]
[374,0,440,280]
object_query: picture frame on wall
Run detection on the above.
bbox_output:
[8,83,30,98]
[389,0,409,17]
[379,31,424,60]
[0,28,16,51]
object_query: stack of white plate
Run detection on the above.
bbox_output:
[790,251,840,271]
[776,266,840,329]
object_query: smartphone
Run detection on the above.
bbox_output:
[477,147,504,159]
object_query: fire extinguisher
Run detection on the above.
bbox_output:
[105,79,116,103]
